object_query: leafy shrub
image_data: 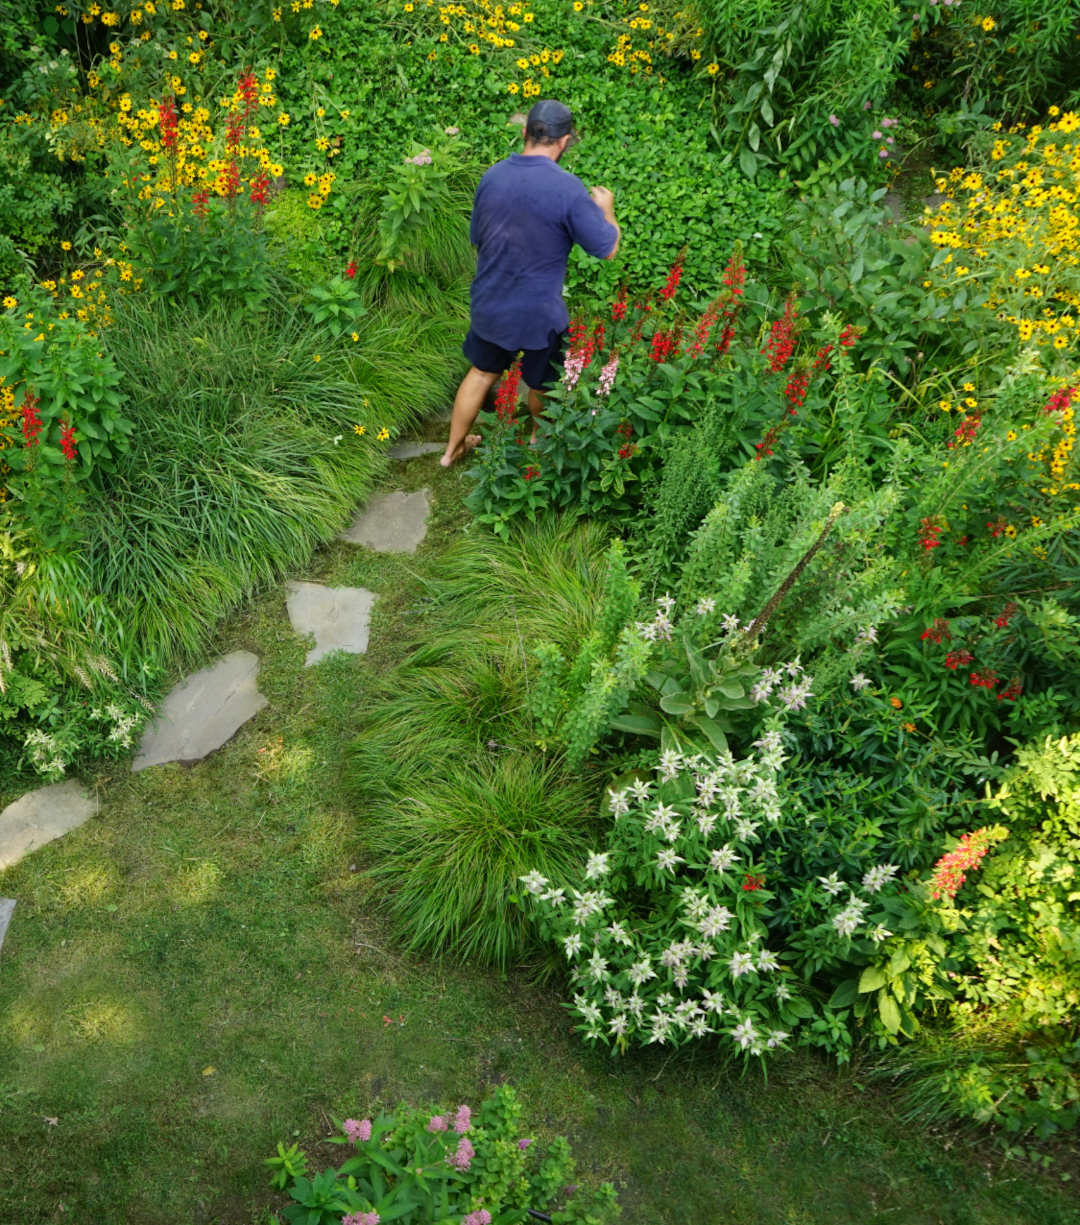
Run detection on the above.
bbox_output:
[867,734,1080,1140]
[347,517,613,968]
[0,297,133,547]
[266,1084,620,1225]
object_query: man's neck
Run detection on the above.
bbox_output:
[521,143,561,162]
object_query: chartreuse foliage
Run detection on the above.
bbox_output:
[267,1085,620,1225]
[865,734,1080,1145]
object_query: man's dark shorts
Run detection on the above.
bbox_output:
[463,327,565,391]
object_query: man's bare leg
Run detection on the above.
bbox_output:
[527,386,546,445]
[441,366,500,467]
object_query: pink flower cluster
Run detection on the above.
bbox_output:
[342,1214,380,1225]
[462,1212,492,1225]
[343,1118,372,1143]
[446,1136,475,1170]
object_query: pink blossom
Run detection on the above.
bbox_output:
[879,149,889,159]
[342,1214,380,1225]
[863,100,872,110]
[453,1104,472,1133]
[445,126,460,135]
[343,1118,372,1143]
[427,1115,448,1133]
[872,130,882,140]
[828,114,840,127]
[596,352,619,397]
[886,136,894,144]
[447,1136,475,1170]
[518,1137,534,1150]
[462,1213,492,1225]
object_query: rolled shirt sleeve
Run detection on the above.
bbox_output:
[566,190,618,259]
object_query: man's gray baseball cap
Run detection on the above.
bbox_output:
[526,99,580,145]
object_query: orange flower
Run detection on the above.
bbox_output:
[902,722,916,733]
[890,697,903,709]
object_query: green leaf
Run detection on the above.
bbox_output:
[878,992,902,1034]
[858,965,888,993]
[828,978,859,1009]
[609,714,661,737]
[687,716,728,752]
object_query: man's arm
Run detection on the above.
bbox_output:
[589,185,621,260]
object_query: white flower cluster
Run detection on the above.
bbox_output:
[25,729,66,779]
[520,740,800,1057]
[90,702,143,749]
[750,658,813,711]
[635,594,676,643]
[817,862,900,939]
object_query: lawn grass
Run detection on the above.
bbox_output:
[0,440,1078,1225]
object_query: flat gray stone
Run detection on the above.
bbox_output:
[388,441,443,460]
[285,581,377,666]
[0,898,15,955]
[132,650,268,772]
[0,781,99,871]
[338,488,431,554]
[882,191,902,223]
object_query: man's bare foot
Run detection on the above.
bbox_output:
[440,434,482,467]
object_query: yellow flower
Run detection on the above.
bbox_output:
[962,382,975,392]
[340,110,349,118]
[507,82,519,93]
[517,57,529,69]
[1007,430,1017,441]
[981,16,995,31]
[270,162,283,176]
[189,51,201,63]
[316,106,325,117]
[309,24,322,39]
[706,62,719,75]
[313,354,321,362]
[404,1,414,8]
[304,171,317,186]
[964,398,978,409]
[939,399,952,412]
[351,332,359,342]
[278,113,290,125]
[691,48,701,60]
[469,43,480,54]
[377,427,390,441]
[316,136,329,151]
[2,296,16,309]
[573,1,582,8]
[354,424,366,436]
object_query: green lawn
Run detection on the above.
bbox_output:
[0,434,1077,1225]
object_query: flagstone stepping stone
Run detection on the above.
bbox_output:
[132,650,268,772]
[0,780,99,871]
[286,581,377,666]
[338,487,431,554]
[388,441,443,460]
[0,898,15,956]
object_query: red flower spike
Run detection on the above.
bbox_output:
[495,358,522,423]
[742,873,765,892]
[944,648,974,671]
[762,294,800,373]
[20,391,43,449]
[59,421,78,463]
[523,464,540,481]
[930,828,998,899]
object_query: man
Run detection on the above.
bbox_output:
[440,99,621,467]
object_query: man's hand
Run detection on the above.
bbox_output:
[589,185,615,218]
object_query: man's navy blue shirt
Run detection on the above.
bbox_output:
[468,153,618,351]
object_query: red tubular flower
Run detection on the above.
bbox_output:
[249,171,270,207]
[523,464,540,481]
[1043,386,1076,414]
[20,391,43,448]
[919,516,945,551]
[191,189,210,217]
[920,617,952,644]
[742,873,765,892]
[345,260,358,279]
[158,94,178,153]
[612,286,628,323]
[997,675,1023,702]
[495,358,522,423]
[616,420,633,439]
[649,327,681,364]
[986,516,1007,538]
[838,324,859,349]
[969,668,1000,690]
[721,248,745,299]
[755,424,780,460]
[616,442,637,460]
[783,369,810,414]
[930,828,998,899]
[658,253,685,302]
[944,648,973,670]
[762,294,800,373]
[716,321,737,356]
[59,421,77,463]
[993,602,1018,629]
[947,412,981,450]
[811,343,833,373]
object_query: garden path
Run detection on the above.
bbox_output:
[0,780,98,872]
[338,486,432,553]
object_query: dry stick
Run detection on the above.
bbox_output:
[738,502,846,648]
